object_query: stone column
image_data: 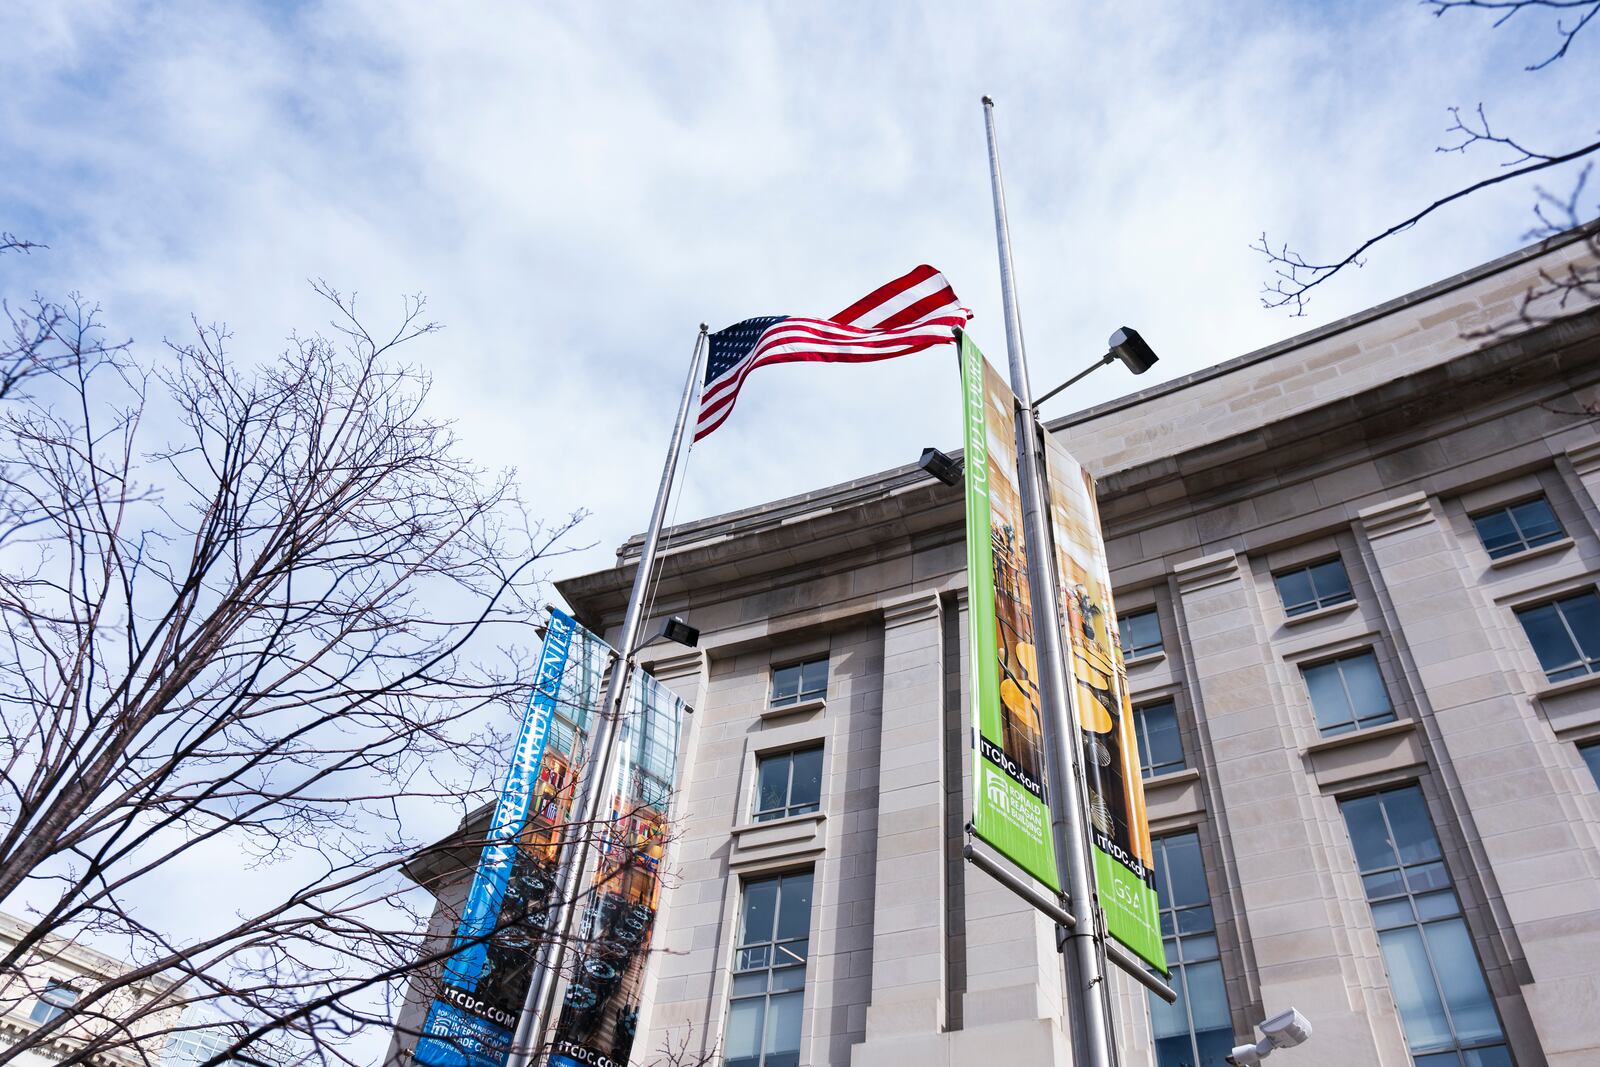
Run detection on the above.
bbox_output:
[857,591,947,1048]
[1172,550,1398,1067]
[1357,492,1600,1067]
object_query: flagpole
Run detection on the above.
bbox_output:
[506,324,710,1067]
[980,96,1118,1067]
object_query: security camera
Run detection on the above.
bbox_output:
[1225,1047,1261,1067]
[1226,1007,1312,1066]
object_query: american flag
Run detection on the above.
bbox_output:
[694,265,967,441]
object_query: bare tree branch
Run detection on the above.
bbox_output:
[1423,0,1600,70]
[0,240,609,1066]
[1254,113,1600,315]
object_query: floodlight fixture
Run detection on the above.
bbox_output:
[1107,326,1159,375]
[1036,325,1163,408]
[1226,1007,1313,1066]
[658,617,700,648]
[918,447,965,487]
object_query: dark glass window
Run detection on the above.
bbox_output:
[770,658,827,707]
[1471,496,1564,560]
[1515,591,1600,683]
[1302,651,1395,736]
[1134,701,1186,778]
[1118,608,1163,659]
[1148,832,1234,1067]
[726,870,814,1067]
[1340,787,1511,1067]
[1580,742,1600,788]
[754,747,823,822]
[30,980,79,1025]
[1274,557,1355,617]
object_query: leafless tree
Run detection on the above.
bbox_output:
[1254,1,1599,318]
[0,240,598,1066]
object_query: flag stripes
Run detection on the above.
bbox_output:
[694,266,966,441]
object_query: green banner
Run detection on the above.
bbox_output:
[960,332,1059,891]
[1042,434,1166,974]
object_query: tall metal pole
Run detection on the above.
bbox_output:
[506,325,710,1067]
[981,95,1118,1067]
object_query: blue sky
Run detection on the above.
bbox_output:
[2,1,1595,587]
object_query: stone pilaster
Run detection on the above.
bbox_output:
[1358,492,1600,1067]
[859,592,947,1040]
[1564,439,1600,516]
[1172,550,1399,1067]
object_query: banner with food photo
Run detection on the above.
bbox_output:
[1041,434,1165,973]
[958,331,1059,890]
[547,665,687,1067]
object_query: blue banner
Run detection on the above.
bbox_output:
[414,610,579,1067]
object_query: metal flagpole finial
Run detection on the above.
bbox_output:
[981,94,995,106]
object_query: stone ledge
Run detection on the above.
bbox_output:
[1304,716,1416,755]
[1282,599,1360,628]
[729,811,827,870]
[1123,650,1167,669]
[1173,550,1242,593]
[1567,438,1600,478]
[1535,670,1600,702]
[758,696,826,722]
[1357,492,1436,539]
[1304,718,1424,789]
[1144,767,1204,822]
[1487,537,1575,570]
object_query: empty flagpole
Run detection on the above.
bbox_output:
[506,325,710,1067]
[981,96,1119,1067]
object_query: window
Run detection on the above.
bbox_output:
[1274,557,1354,617]
[770,658,827,708]
[1148,832,1234,1067]
[1119,608,1163,659]
[1471,496,1564,560]
[1515,590,1600,683]
[1581,742,1600,787]
[30,980,79,1024]
[725,870,814,1067]
[1340,786,1511,1067]
[1302,651,1395,736]
[1133,701,1185,778]
[754,747,823,822]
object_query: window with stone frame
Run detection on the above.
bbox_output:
[1301,650,1396,736]
[1514,589,1600,683]
[1118,608,1163,659]
[753,746,823,822]
[30,980,79,1024]
[1470,495,1565,560]
[724,869,814,1067]
[1339,786,1512,1067]
[1580,741,1600,788]
[1273,556,1355,617]
[1147,831,1235,1067]
[769,657,827,708]
[1133,700,1186,778]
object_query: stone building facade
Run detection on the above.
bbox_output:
[0,912,183,1066]
[397,227,1600,1067]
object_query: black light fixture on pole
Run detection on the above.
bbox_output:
[1033,326,1161,409]
[917,446,965,487]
